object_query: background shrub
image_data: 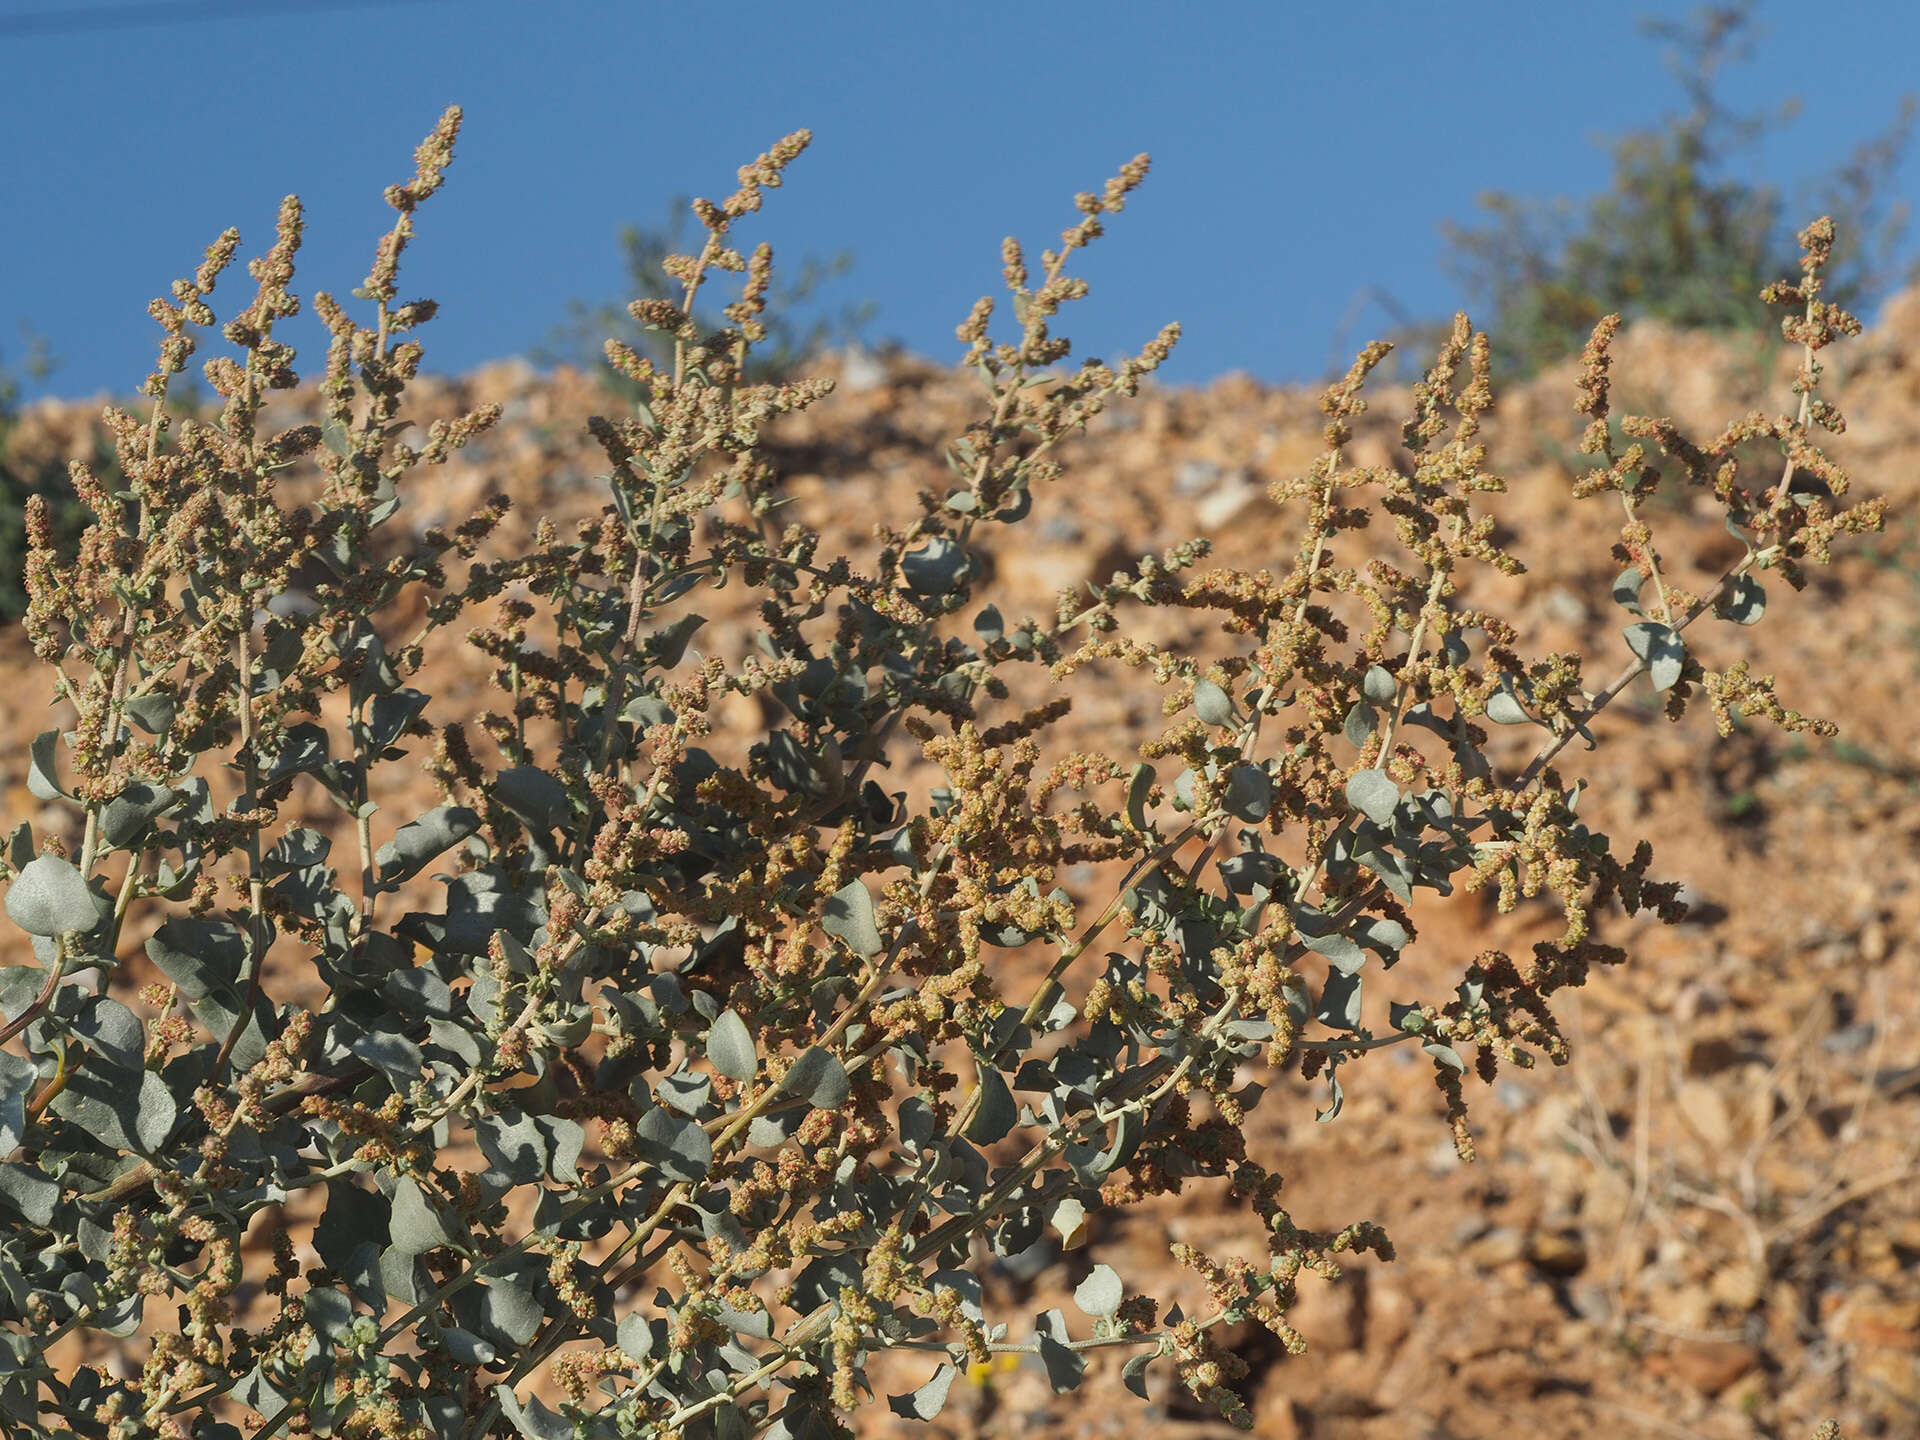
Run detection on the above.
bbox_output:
[1410,1,1915,380]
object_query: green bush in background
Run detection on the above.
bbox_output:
[0,337,97,624]
[535,192,884,397]
[1436,1,1915,378]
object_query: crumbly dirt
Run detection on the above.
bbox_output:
[9,288,1920,1438]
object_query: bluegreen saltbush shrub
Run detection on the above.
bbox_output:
[0,108,1880,1439]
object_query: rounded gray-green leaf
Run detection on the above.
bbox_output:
[1051,1196,1089,1250]
[1223,763,1271,822]
[1072,1263,1123,1318]
[822,879,882,957]
[6,855,105,937]
[1344,770,1399,827]
[634,1106,713,1181]
[963,1063,1017,1145]
[1485,683,1532,725]
[782,1046,851,1110]
[1125,763,1155,831]
[389,1175,461,1257]
[1713,574,1765,626]
[1192,678,1234,727]
[1622,621,1687,692]
[375,806,483,886]
[888,1364,957,1422]
[706,1009,757,1082]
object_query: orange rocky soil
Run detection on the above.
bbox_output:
[7,291,1920,1438]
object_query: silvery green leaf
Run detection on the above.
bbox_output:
[347,1025,423,1092]
[123,692,175,735]
[1173,767,1196,810]
[656,1069,711,1117]
[747,1109,799,1148]
[1317,970,1363,1031]
[389,1175,459,1256]
[426,1017,481,1065]
[648,614,707,668]
[493,766,571,833]
[822,879,882,957]
[1317,1071,1346,1123]
[347,626,401,706]
[617,1311,654,1361]
[964,1063,1017,1145]
[1223,764,1271,822]
[620,694,675,727]
[6,824,31,874]
[51,1065,175,1155]
[634,1106,712,1181]
[782,1047,850,1110]
[1343,703,1376,748]
[543,1116,585,1184]
[888,1364,957,1421]
[366,688,431,753]
[376,806,482,885]
[718,1299,772,1340]
[480,1275,543,1346]
[6,855,105,936]
[313,1178,392,1278]
[100,783,178,850]
[1623,621,1686,692]
[1038,1331,1086,1393]
[1713,574,1765,626]
[27,731,68,802]
[0,968,38,1023]
[465,971,501,1028]
[441,1328,496,1366]
[1126,763,1155,831]
[1302,931,1366,975]
[493,1387,573,1440]
[706,1009,756,1081]
[1072,1264,1123,1318]
[0,1162,57,1226]
[1612,567,1647,617]
[1121,1351,1156,1399]
[1485,680,1531,725]
[1424,1041,1467,1072]
[1192,679,1234,727]
[231,1365,290,1419]
[1362,664,1398,703]
[973,604,1004,643]
[264,722,332,785]
[303,1286,354,1342]
[261,827,331,875]
[1051,1197,1088,1249]
[1361,916,1410,957]
[0,1052,36,1154]
[1344,771,1399,827]
[901,536,971,596]
[1356,844,1415,903]
[72,995,144,1071]
[473,1110,547,1187]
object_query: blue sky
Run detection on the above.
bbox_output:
[4,0,1918,403]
